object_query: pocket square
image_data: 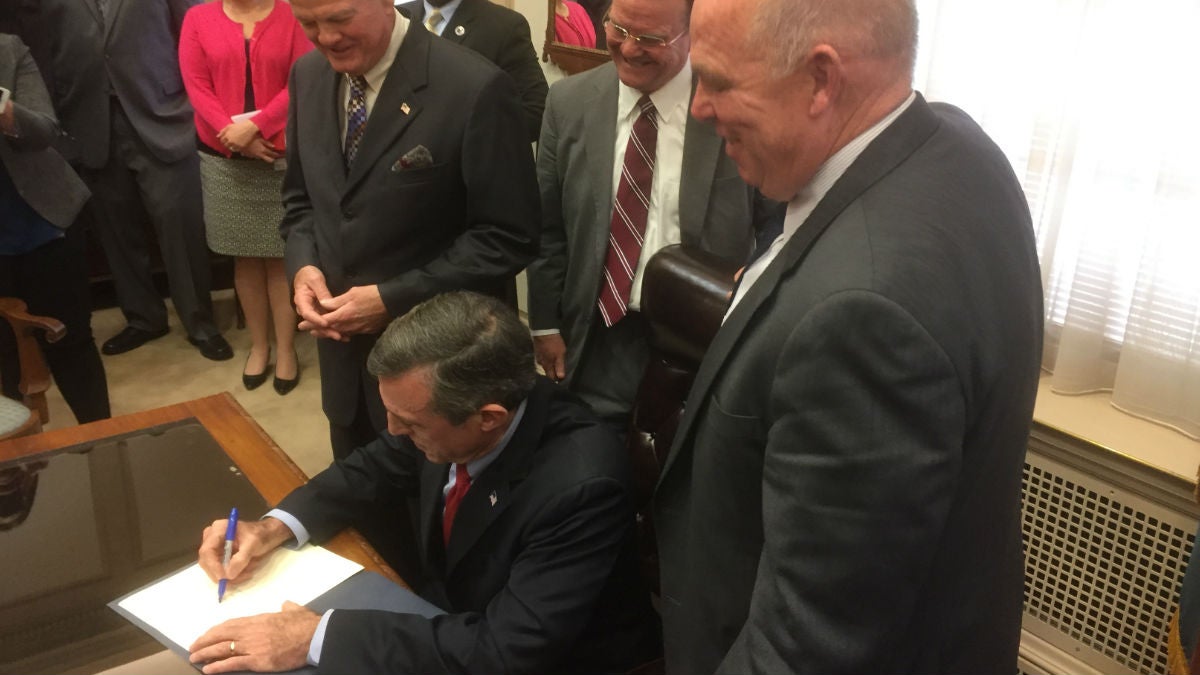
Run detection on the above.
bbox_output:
[392,145,433,171]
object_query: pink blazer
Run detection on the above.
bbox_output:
[179,0,312,156]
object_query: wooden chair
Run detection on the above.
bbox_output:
[0,298,66,441]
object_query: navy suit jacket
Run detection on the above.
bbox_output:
[398,0,548,142]
[278,378,662,674]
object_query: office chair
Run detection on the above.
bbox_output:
[0,298,66,441]
[622,245,738,675]
[626,244,739,595]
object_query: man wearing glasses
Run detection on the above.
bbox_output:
[528,0,758,433]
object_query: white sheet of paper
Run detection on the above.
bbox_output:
[116,546,363,649]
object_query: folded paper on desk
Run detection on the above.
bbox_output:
[109,546,444,674]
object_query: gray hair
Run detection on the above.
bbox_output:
[748,0,918,79]
[366,292,537,425]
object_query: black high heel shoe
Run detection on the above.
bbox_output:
[273,353,300,395]
[242,351,271,391]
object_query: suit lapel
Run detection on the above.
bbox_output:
[101,0,124,39]
[344,22,428,193]
[418,460,448,568]
[678,88,722,248]
[314,64,347,195]
[442,0,480,44]
[81,0,104,28]
[656,93,943,486]
[583,71,620,256]
[444,382,552,577]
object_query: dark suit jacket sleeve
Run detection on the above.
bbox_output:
[3,35,59,152]
[717,291,964,674]
[280,64,319,279]
[495,10,547,143]
[375,69,539,315]
[318,476,635,674]
[525,85,566,331]
[275,434,424,543]
[169,0,199,42]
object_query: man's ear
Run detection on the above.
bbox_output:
[806,44,844,116]
[477,404,511,432]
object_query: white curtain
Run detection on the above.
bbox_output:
[912,0,1200,439]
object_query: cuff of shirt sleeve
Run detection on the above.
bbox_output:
[529,328,561,337]
[263,509,311,548]
[307,609,334,666]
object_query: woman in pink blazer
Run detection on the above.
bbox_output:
[179,0,311,394]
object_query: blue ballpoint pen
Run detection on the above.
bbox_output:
[217,507,239,602]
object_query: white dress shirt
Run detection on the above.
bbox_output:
[725,92,917,320]
[339,10,410,147]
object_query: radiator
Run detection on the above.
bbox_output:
[1019,423,1200,674]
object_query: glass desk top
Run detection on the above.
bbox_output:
[0,420,267,675]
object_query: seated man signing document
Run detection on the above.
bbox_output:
[188,292,661,674]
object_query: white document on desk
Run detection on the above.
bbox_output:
[115,546,363,649]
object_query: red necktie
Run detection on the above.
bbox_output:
[442,463,471,545]
[597,96,658,326]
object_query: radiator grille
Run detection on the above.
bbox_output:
[1022,460,1195,674]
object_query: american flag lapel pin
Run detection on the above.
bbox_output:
[489,491,498,507]
[400,102,411,115]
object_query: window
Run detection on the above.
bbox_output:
[913,0,1200,438]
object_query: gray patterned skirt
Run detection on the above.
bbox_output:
[199,152,287,258]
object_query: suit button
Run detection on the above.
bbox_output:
[342,208,354,219]
[346,269,357,281]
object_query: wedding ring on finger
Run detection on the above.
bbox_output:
[229,641,236,653]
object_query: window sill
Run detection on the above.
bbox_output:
[1033,373,1200,484]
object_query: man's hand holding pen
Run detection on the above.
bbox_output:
[197,517,293,588]
[191,517,312,673]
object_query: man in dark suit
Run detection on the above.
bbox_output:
[281,0,539,460]
[35,0,232,361]
[189,292,661,674]
[396,0,548,142]
[0,33,109,424]
[652,0,1044,673]
[527,0,757,431]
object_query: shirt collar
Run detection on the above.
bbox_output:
[791,91,917,205]
[459,398,527,479]
[616,59,693,127]
[355,9,409,92]
[422,0,464,29]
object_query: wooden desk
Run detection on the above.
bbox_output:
[0,393,398,674]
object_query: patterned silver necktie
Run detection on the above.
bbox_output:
[343,75,368,167]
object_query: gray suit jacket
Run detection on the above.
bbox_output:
[37,0,199,168]
[0,34,89,229]
[653,94,1044,674]
[527,62,755,385]
[280,20,539,427]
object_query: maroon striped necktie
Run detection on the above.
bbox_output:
[597,95,658,326]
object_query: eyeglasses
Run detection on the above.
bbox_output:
[603,15,688,49]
